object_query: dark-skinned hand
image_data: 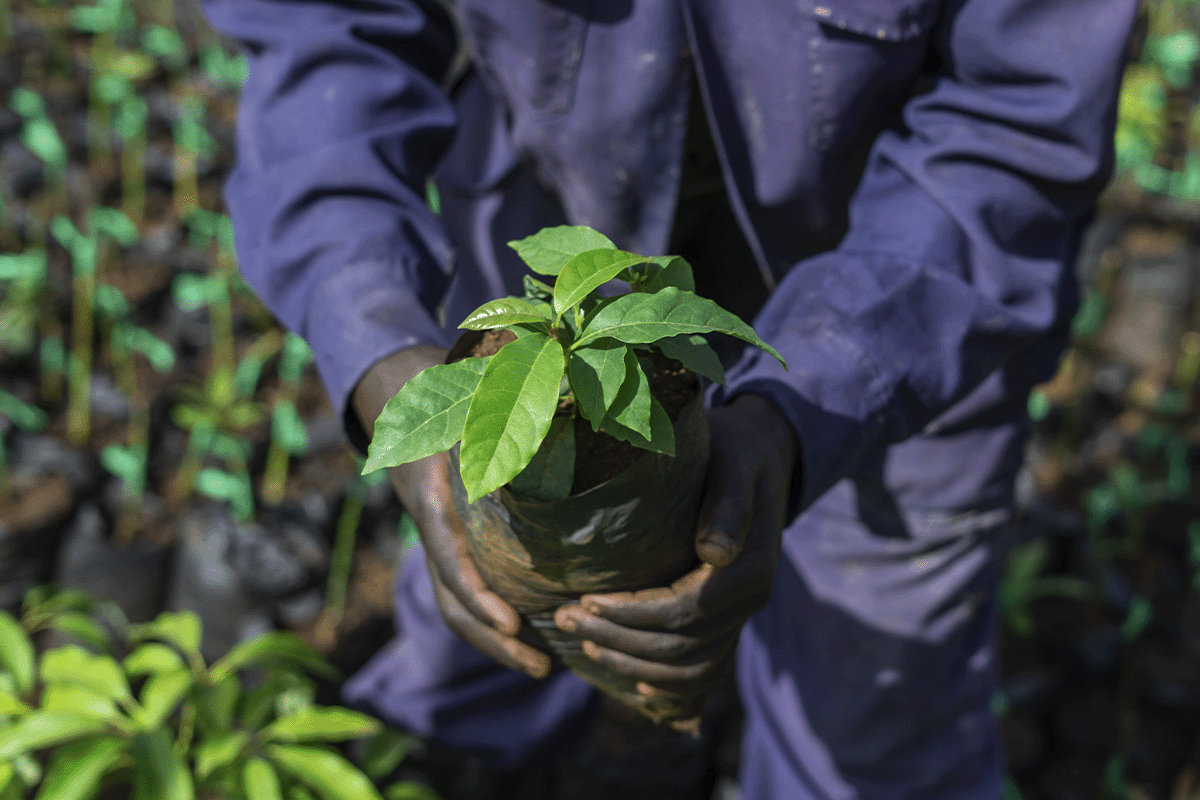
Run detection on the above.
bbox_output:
[553,394,798,729]
[352,345,553,680]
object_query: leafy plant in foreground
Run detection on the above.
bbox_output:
[0,587,433,800]
[363,225,786,502]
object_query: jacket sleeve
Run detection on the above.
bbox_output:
[201,0,459,450]
[718,0,1137,512]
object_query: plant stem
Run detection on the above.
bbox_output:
[324,480,366,626]
[68,267,95,445]
[122,129,146,227]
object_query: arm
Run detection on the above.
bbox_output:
[562,0,1138,710]
[204,0,551,677]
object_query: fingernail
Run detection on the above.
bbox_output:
[701,533,735,561]
[583,599,605,615]
[555,609,577,632]
[582,640,603,660]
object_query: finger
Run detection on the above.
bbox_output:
[580,553,774,630]
[579,638,733,686]
[694,427,754,568]
[409,458,522,637]
[555,604,749,662]
[430,570,552,679]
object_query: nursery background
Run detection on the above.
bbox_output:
[1,0,1200,798]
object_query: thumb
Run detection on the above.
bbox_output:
[694,452,753,568]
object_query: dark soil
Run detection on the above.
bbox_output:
[458,328,700,494]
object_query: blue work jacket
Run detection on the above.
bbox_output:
[203,0,1136,515]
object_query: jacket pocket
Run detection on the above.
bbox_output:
[797,0,942,153]
[458,0,590,115]
[800,0,940,42]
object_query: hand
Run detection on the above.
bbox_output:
[353,346,553,679]
[553,394,798,726]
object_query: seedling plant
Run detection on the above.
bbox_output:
[364,225,786,502]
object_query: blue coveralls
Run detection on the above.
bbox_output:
[199,0,1137,795]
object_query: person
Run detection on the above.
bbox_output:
[200,0,1137,796]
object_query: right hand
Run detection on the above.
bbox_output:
[352,345,553,679]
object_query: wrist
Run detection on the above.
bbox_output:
[351,344,449,438]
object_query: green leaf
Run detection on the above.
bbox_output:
[359,730,419,783]
[362,357,491,475]
[130,729,193,800]
[262,707,382,743]
[606,350,653,437]
[0,611,35,696]
[211,632,336,683]
[385,783,442,800]
[1120,596,1154,642]
[508,225,616,276]
[460,332,565,502]
[194,675,239,735]
[522,274,554,301]
[33,736,125,800]
[0,712,107,760]
[130,611,202,658]
[136,670,192,728]
[87,206,139,247]
[40,646,131,701]
[266,744,383,800]
[458,298,552,331]
[643,256,696,293]
[195,731,250,780]
[271,401,309,455]
[568,340,632,429]
[0,686,30,716]
[0,390,50,433]
[124,643,186,677]
[552,249,647,321]
[41,684,119,720]
[655,335,725,385]
[574,287,786,368]
[243,758,284,800]
[599,396,675,457]
[509,417,575,501]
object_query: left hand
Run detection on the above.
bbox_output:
[553,394,799,728]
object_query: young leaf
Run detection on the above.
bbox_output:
[522,274,554,301]
[130,729,194,800]
[124,643,186,677]
[643,256,696,292]
[552,249,647,322]
[33,736,125,800]
[458,298,551,331]
[0,611,35,696]
[359,730,419,783]
[460,332,565,502]
[46,612,110,652]
[195,675,240,735]
[385,783,442,800]
[509,417,576,501]
[574,287,786,368]
[606,350,653,438]
[261,707,382,743]
[0,685,30,716]
[130,611,202,658]
[136,670,192,729]
[362,357,491,475]
[210,632,336,683]
[41,684,119,721]
[195,731,250,780]
[266,744,384,800]
[568,340,632,429]
[508,226,616,276]
[0,712,107,761]
[243,758,284,800]
[40,647,131,702]
[600,396,675,457]
[655,335,726,385]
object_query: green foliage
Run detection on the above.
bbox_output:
[365,225,786,501]
[0,587,436,800]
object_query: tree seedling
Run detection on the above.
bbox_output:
[261,333,313,507]
[363,225,786,502]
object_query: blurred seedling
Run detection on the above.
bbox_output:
[0,247,69,406]
[0,390,50,500]
[70,0,139,164]
[93,283,176,540]
[999,538,1093,637]
[261,333,313,507]
[9,87,68,242]
[173,94,218,218]
[50,206,140,445]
